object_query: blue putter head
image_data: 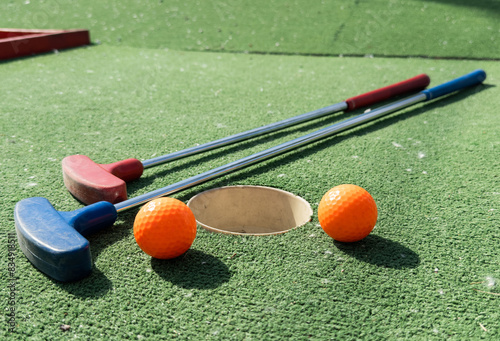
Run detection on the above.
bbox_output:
[14,197,117,282]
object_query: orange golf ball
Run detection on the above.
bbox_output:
[318,184,377,242]
[133,197,197,259]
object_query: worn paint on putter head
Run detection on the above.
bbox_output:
[62,155,143,204]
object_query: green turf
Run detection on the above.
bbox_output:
[1,44,499,339]
[1,0,499,59]
[1,0,499,339]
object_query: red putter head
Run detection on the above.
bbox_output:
[62,155,144,205]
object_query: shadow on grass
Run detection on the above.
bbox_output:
[334,234,420,269]
[0,43,95,65]
[421,0,500,16]
[53,219,230,295]
[151,249,231,289]
[54,267,113,298]
[53,218,133,298]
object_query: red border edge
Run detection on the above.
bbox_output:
[0,29,90,61]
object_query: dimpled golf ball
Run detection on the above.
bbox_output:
[133,197,197,259]
[318,184,377,242]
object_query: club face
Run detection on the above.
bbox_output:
[62,155,129,204]
[14,197,93,282]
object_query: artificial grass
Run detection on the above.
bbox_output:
[1,45,498,339]
[1,0,499,59]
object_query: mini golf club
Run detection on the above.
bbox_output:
[15,70,486,282]
[62,74,431,204]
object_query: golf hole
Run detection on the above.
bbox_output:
[187,185,313,236]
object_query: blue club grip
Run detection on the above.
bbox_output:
[422,69,486,100]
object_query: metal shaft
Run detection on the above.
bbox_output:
[115,93,426,212]
[141,102,347,168]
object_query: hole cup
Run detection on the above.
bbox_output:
[187,186,313,236]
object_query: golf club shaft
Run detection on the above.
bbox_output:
[114,70,485,213]
[142,102,346,168]
[115,96,423,212]
[141,74,430,168]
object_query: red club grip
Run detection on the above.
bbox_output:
[345,74,430,111]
